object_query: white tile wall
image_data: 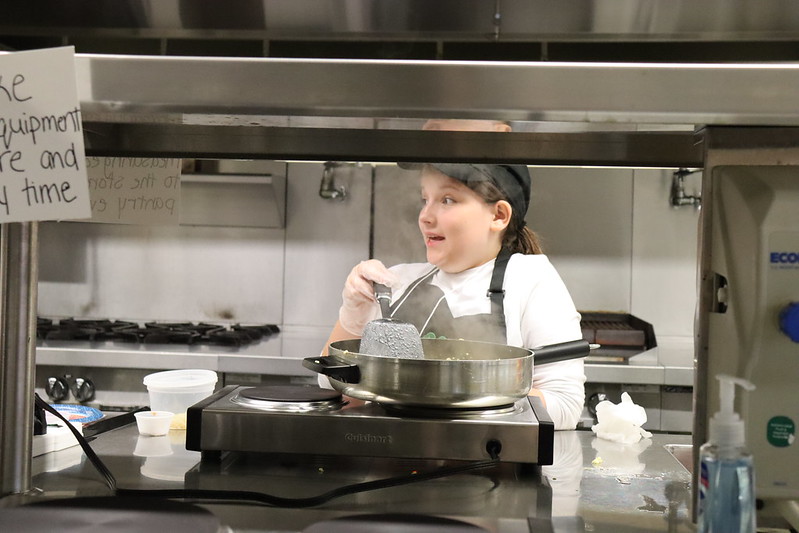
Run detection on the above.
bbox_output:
[630,169,701,338]
[528,167,635,313]
[373,165,427,266]
[37,222,286,324]
[537,167,701,357]
[283,162,373,327]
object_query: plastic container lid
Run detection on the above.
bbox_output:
[143,369,218,393]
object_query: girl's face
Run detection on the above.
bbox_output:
[419,167,510,273]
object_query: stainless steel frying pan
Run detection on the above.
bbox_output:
[303,338,590,408]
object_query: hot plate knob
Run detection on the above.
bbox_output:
[779,302,799,343]
[71,377,96,403]
[45,376,69,402]
[587,392,609,418]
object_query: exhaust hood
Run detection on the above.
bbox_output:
[4,0,799,43]
[7,0,799,165]
[71,53,799,166]
[4,2,799,164]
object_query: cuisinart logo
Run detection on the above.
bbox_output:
[345,432,393,445]
[770,251,799,268]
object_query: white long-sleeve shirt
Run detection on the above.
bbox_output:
[388,254,585,430]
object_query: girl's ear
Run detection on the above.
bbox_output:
[491,200,512,232]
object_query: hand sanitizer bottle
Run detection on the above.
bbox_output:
[697,374,756,533]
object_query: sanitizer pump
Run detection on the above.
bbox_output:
[698,375,756,533]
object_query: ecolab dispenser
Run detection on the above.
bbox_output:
[698,130,799,528]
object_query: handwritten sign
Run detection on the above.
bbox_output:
[86,157,182,225]
[0,47,91,222]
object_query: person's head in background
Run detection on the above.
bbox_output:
[419,163,542,274]
[419,119,543,272]
[422,119,511,132]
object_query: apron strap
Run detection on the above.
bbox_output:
[390,267,438,317]
[488,247,512,330]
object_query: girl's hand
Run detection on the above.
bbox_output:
[338,260,397,335]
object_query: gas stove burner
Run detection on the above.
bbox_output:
[115,327,202,344]
[381,402,521,419]
[231,324,279,341]
[36,317,280,346]
[41,325,105,341]
[232,385,346,412]
[38,318,140,341]
[141,322,278,346]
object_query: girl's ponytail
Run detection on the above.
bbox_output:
[503,220,543,255]
[465,178,543,255]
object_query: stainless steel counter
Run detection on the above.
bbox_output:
[5,425,693,532]
[36,331,695,386]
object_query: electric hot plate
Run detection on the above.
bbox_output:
[187,384,554,464]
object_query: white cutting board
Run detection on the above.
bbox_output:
[32,412,83,457]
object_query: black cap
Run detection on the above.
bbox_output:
[405,163,531,225]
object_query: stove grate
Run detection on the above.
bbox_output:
[37,317,280,346]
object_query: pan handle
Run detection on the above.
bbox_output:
[532,339,595,365]
[302,356,362,383]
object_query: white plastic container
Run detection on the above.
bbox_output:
[143,369,218,417]
[134,411,174,437]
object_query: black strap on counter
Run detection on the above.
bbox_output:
[115,453,500,508]
[34,393,501,508]
[34,394,118,491]
[487,247,512,330]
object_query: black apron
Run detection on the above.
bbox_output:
[389,248,512,345]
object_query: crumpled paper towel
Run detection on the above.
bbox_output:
[591,392,653,444]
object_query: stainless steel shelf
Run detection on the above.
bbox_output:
[75,54,799,127]
[35,337,283,372]
[83,123,703,166]
[69,53,799,164]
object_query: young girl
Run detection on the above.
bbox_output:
[325,163,585,430]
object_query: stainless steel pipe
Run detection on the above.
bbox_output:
[0,222,39,497]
